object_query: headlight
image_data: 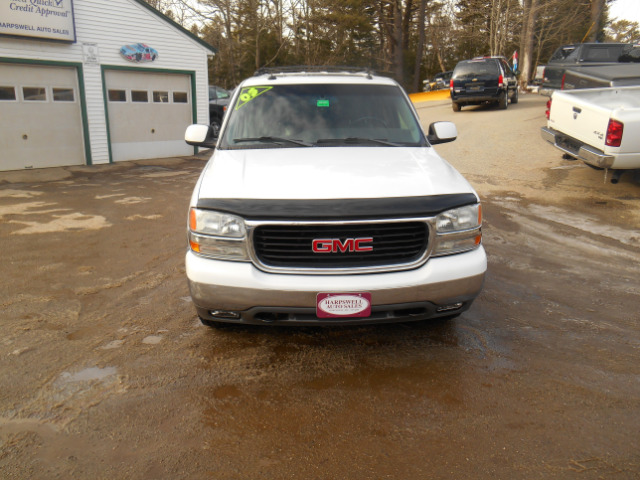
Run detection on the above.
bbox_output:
[188,208,249,261]
[433,204,482,256]
[436,204,480,232]
[189,208,245,237]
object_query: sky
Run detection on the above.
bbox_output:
[608,0,640,25]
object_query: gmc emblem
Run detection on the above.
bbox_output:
[312,237,374,253]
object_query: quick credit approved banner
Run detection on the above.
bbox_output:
[1,0,76,42]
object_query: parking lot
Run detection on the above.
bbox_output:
[1,93,639,479]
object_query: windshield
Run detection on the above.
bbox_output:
[218,83,425,149]
[453,60,499,78]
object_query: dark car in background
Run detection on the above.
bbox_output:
[209,85,231,133]
[541,43,638,93]
[562,63,640,90]
[449,56,518,111]
[434,70,453,89]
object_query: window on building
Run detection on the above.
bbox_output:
[108,89,126,102]
[23,87,46,101]
[131,90,149,103]
[173,91,188,103]
[0,86,16,101]
[153,91,169,103]
[53,88,75,102]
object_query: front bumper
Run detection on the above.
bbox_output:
[186,247,487,326]
[541,126,615,169]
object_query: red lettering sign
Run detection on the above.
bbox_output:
[312,237,373,253]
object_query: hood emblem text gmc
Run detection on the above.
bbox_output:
[312,237,374,253]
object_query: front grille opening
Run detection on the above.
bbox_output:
[253,222,428,269]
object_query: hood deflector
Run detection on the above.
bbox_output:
[196,194,478,220]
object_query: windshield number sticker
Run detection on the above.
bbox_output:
[236,86,273,110]
[317,99,330,107]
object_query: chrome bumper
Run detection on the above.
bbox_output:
[186,247,486,326]
[541,127,614,169]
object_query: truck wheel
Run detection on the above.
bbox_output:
[510,88,518,104]
[452,102,461,112]
[199,316,233,328]
[498,93,508,110]
[210,119,221,136]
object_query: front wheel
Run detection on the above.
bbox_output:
[510,87,519,104]
[210,119,221,136]
[199,316,236,329]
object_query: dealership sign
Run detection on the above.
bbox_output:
[0,0,76,42]
[316,293,372,318]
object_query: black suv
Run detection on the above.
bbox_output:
[209,85,231,133]
[450,57,518,111]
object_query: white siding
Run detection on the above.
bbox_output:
[0,0,212,165]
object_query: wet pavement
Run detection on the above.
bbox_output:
[1,94,639,479]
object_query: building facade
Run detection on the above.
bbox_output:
[0,0,215,171]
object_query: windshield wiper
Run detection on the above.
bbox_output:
[316,137,402,147]
[233,136,313,147]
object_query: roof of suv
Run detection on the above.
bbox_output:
[242,66,397,86]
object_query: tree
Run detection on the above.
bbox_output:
[606,19,640,43]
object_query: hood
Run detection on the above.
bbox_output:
[196,146,476,201]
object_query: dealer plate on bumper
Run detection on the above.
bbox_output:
[316,292,372,318]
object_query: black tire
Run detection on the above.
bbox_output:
[498,93,508,110]
[452,102,461,112]
[199,316,234,328]
[210,118,221,136]
[510,87,518,104]
[584,162,604,171]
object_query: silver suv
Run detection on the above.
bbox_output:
[184,67,486,326]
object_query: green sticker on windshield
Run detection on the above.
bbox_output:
[235,86,273,110]
[317,99,330,107]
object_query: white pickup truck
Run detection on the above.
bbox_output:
[541,86,640,183]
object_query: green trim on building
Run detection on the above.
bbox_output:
[101,64,199,162]
[130,0,217,54]
[0,57,93,166]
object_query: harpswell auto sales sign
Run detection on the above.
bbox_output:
[0,0,76,42]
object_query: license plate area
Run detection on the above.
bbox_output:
[316,292,372,318]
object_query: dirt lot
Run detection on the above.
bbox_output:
[1,93,639,479]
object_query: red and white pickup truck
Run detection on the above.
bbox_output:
[541,86,640,183]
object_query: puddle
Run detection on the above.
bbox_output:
[58,366,117,384]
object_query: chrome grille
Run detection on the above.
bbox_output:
[252,222,428,269]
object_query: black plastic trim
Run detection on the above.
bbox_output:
[196,194,478,220]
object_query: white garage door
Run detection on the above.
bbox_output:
[104,70,193,162]
[0,63,85,171]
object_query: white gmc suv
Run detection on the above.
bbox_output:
[184,67,486,326]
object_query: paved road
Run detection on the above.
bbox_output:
[1,93,639,479]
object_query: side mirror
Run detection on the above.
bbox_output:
[427,121,457,145]
[185,124,218,148]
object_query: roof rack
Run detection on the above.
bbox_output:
[253,65,375,79]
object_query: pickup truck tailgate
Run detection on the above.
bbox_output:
[548,88,640,154]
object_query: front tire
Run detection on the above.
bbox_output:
[510,87,519,104]
[199,316,235,329]
[210,118,221,136]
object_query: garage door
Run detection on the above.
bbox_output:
[104,70,193,162]
[0,63,85,171]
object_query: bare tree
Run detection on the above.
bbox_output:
[412,0,427,92]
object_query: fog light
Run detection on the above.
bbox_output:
[209,310,240,319]
[436,302,463,313]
